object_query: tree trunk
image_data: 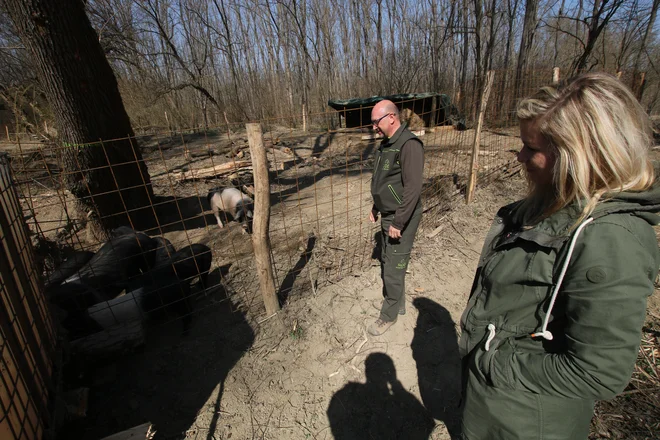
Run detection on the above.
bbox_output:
[5,0,155,234]
[632,0,660,100]
[515,0,538,98]
[496,0,519,119]
[571,0,625,74]
[458,1,469,113]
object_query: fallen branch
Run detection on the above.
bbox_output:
[171,160,252,181]
[425,224,446,239]
[356,330,368,354]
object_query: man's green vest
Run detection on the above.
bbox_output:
[371,125,423,215]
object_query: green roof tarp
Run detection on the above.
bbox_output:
[327,92,459,128]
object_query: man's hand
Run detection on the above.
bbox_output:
[388,225,402,239]
[369,211,378,223]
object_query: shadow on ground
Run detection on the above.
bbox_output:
[56,296,255,440]
[327,352,435,439]
[277,234,317,306]
[411,297,462,438]
[143,195,214,234]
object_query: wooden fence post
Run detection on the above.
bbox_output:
[466,70,495,204]
[246,123,280,316]
[552,67,560,84]
[633,71,646,101]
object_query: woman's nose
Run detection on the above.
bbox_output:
[517,146,529,163]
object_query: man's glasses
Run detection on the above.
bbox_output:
[371,113,392,126]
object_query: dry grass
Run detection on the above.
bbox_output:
[590,322,660,439]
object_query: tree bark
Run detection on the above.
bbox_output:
[5,0,155,234]
[246,123,279,316]
[515,0,538,99]
[631,0,659,100]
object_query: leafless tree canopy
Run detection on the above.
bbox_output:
[2,0,660,134]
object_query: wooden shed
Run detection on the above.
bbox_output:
[327,92,458,129]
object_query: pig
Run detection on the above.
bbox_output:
[207,187,254,233]
[44,250,95,289]
[80,264,193,336]
[125,265,193,334]
[56,228,159,304]
[153,236,176,267]
[163,243,212,289]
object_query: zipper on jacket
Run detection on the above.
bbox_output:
[388,185,403,204]
[373,152,382,183]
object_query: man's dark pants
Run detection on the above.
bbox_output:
[379,204,422,322]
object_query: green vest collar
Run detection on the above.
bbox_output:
[383,122,408,146]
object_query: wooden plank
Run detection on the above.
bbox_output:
[100,423,155,440]
[170,160,252,181]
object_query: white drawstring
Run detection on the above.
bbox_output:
[531,217,594,341]
[485,323,496,351]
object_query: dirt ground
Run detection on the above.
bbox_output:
[52,171,656,440]
[55,171,517,440]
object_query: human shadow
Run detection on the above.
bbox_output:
[278,234,316,306]
[327,352,435,440]
[56,298,255,440]
[411,297,462,438]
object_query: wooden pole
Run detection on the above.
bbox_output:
[430,95,438,127]
[246,123,280,316]
[466,70,495,204]
[633,71,646,101]
[552,67,560,84]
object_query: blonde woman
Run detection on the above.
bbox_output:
[459,73,660,439]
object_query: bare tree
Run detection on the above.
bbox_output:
[5,0,155,234]
[571,0,626,73]
[515,0,539,97]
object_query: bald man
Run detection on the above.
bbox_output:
[368,100,424,336]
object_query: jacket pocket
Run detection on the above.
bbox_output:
[537,394,593,440]
[388,184,403,204]
[463,366,542,440]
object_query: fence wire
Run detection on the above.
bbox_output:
[0,68,580,439]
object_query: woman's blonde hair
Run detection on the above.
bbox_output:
[516,72,655,224]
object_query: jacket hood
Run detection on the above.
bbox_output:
[502,172,660,245]
[592,176,660,225]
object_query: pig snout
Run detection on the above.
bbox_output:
[45,250,95,289]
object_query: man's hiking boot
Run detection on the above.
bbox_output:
[367,318,396,336]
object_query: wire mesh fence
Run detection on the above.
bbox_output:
[0,69,566,336]
[0,67,581,438]
[0,152,56,440]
